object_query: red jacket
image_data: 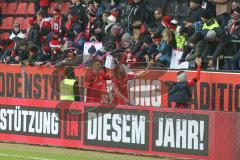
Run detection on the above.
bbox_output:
[39,0,50,7]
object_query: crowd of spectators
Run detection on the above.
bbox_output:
[0,0,240,70]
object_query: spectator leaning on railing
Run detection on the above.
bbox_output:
[0,0,239,70]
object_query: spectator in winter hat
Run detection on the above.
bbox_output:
[49,35,62,49]
[27,17,41,47]
[161,16,176,31]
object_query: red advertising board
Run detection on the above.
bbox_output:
[0,98,239,159]
[0,64,239,112]
[0,64,240,159]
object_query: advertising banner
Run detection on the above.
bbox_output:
[0,99,239,159]
[0,64,239,112]
[152,112,209,155]
[84,107,149,151]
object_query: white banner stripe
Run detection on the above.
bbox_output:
[0,153,54,160]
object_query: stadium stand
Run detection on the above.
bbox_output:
[26,2,35,15]
[16,2,27,15]
[0,16,13,30]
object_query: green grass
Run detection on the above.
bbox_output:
[0,142,187,160]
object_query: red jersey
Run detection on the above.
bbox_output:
[84,70,109,103]
[112,74,134,105]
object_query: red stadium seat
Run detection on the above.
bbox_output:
[0,2,8,14]
[5,2,17,15]
[0,32,10,40]
[22,17,32,30]
[14,17,24,28]
[0,17,14,30]
[61,2,70,13]
[16,3,27,15]
[26,3,35,15]
[48,2,58,14]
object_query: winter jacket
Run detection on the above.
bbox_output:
[157,40,172,58]
[126,1,147,32]
[63,18,82,41]
[136,43,158,61]
[27,25,41,47]
[91,17,105,41]
[168,81,192,104]
[69,3,87,29]
[188,6,204,22]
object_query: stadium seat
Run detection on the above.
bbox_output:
[26,2,35,15]
[48,2,58,14]
[0,32,10,40]
[61,2,70,13]
[5,2,17,15]
[22,17,32,30]
[14,17,24,28]
[16,3,27,15]
[0,17,14,30]
[0,2,8,14]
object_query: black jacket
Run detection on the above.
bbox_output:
[188,6,204,22]
[27,25,41,47]
[69,3,87,29]
[126,1,147,32]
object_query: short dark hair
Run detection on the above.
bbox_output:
[37,10,46,18]
[65,67,75,78]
